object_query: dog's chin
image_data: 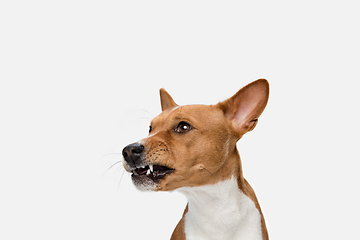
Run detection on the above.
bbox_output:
[132,175,158,191]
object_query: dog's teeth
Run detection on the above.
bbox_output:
[133,171,138,176]
[149,165,153,172]
[146,169,151,175]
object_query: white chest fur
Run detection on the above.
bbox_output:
[178,177,262,240]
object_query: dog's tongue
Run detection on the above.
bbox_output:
[153,165,174,178]
[136,165,174,181]
[137,167,148,175]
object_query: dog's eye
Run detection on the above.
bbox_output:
[149,125,152,133]
[175,122,192,133]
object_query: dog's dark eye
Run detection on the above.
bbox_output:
[149,125,152,133]
[175,122,192,133]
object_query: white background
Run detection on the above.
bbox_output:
[1,1,359,239]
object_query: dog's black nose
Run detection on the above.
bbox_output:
[122,143,145,168]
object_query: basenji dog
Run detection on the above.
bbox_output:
[122,79,269,240]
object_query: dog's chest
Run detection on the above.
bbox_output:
[178,178,262,240]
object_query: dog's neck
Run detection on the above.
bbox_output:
[178,175,263,240]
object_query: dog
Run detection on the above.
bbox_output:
[122,79,269,240]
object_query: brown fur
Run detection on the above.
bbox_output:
[124,79,270,239]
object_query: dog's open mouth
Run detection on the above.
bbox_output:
[132,164,175,182]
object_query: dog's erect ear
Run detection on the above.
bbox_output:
[218,79,269,137]
[160,88,178,111]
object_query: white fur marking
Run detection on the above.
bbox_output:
[178,177,262,240]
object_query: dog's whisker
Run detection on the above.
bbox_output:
[137,117,152,121]
[138,108,154,118]
[106,161,123,171]
[200,166,215,179]
[102,160,124,179]
[101,153,122,158]
[199,165,223,194]
[117,169,127,190]
[114,164,124,174]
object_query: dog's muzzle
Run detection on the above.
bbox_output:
[122,142,175,188]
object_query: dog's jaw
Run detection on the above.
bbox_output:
[130,164,176,191]
[131,173,158,191]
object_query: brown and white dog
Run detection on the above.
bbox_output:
[122,79,269,240]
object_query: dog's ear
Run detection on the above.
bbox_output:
[160,88,178,111]
[218,79,269,137]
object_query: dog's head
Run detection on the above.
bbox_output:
[122,79,269,191]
